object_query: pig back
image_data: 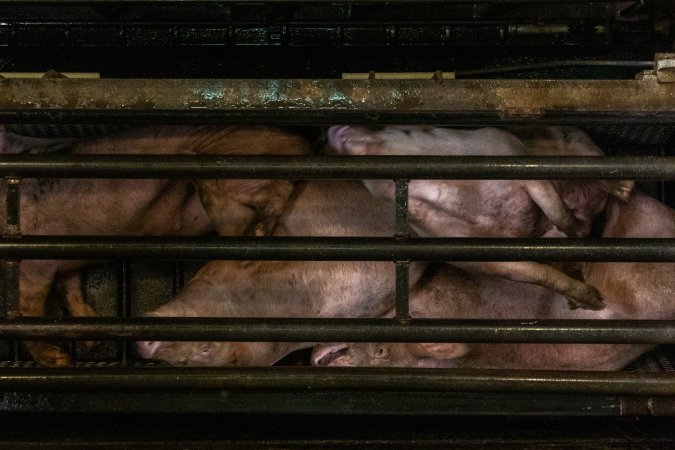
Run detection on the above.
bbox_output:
[583,192,675,320]
[276,181,395,237]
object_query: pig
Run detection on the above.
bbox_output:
[312,191,675,370]
[327,125,634,310]
[136,180,426,366]
[0,125,312,367]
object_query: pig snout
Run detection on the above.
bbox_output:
[311,343,352,366]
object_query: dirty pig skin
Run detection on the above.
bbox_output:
[136,181,426,366]
[313,191,675,371]
[0,125,312,367]
[328,125,634,310]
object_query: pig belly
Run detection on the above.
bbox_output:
[10,178,211,237]
[457,343,653,371]
[407,180,544,238]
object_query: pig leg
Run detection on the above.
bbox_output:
[19,262,72,367]
[196,179,296,236]
[453,261,604,310]
[523,180,587,237]
[56,271,100,352]
[598,180,635,203]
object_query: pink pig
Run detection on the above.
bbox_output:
[136,181,426,366]
[312,191,675,370]
[328,125,634,310]
[0,125,312,367]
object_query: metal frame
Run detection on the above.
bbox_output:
[1,79,675,124]
[1,75,675,416]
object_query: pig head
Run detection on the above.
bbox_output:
[0,125,312,367]
[313,191,675,371]
[136,181,426,366]
[327,125,634,310]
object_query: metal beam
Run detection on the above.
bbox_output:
[0,155,672,180]
[3,317,675,343]
[0,236,673,261]
[1,79,674,124]
[1,367,675,395]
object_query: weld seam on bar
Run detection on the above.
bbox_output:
[0,236,672,261]
[3,318,675,344]
[0,368,675,395]
[0,155,673,179]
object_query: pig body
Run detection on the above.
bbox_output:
[312,191,675,370]
[327,125,633,310]
[0,125,312,366]
[137,180,426,366]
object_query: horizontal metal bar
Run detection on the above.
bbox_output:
[3,318,675,343]
[1,79,675,125]
[1,155,671,180]
[0,367,674,395]
[0,236,673,261]
[455,60,654,77]
[0,0,622,3]
[0,390,628,416]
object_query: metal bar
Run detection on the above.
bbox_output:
[0,390,627,416]
[0,0,629,4]
[116,260,131,364]
[2,177,21,320]
[0,236,673,261]
[395,261,410,321]
[3,177,20,239]
[1,79,675,125]
[394,180,409,237]
[0,155,672,180]
[0,367,675,395]
[455,60,654,77]
[2,317,675,343]
[394,180,410,321]
[2,262,20,319]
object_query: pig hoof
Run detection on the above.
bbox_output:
[567,285,605,311]
[607,180,635,202]
[34,346,72,368]
[84,340,102,353]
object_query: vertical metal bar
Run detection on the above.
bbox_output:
[172,261,185,295]
[4,177,22,361]
[394,179,410,322]
[117,260,132,364]
[3,177,22,319]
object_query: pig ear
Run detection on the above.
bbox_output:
[311,343,349,366]
[406,342,470,360]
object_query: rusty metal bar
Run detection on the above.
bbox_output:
[0,367,675,395]
[2,317,675,343]
[394,180,409,238]
[0,236,672,261]
[0,155,672,180]
[1,79,675,125]
[2,177,21,320]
